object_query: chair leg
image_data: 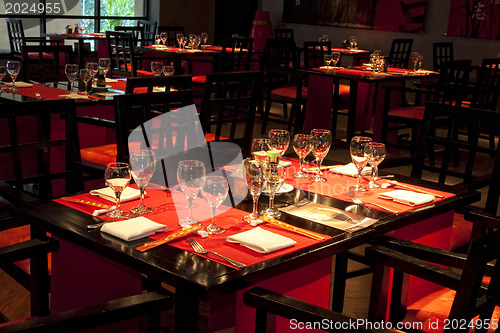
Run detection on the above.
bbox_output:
[332,252,348,313]
[261,98,273,134]
[282,102,288,118]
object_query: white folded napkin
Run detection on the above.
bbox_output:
[105,78,119,83]
[279,160,292,167]
[330,163,371,177]
[58,92,89,100]
[90,187,141,203]
[379,190,435,206]
[101,216,167,241]
[4,81,33,88]
[226,227,296,253]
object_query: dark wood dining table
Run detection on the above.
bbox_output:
[11,155,480,332]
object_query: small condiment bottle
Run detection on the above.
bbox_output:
[96,68,107,87]
[66,25,73,34]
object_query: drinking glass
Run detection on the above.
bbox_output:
[366,142,386,188]
[130,149,156,214]
[98,58,111,77]
[331,51,341,68]
[292,134,312,178]
[324,54,332,69]
[105,162,131,218]
[160,32,168,45]
[176,33,184,49]
[64,63,79,93]
[79,68,92,93]
[79,21,88,34]
[268,129,290,157]
[349,36,358,49]
[155,34,161,45]
[243,158,265,222]
[151,61,163,76]
[201,175,228,234]
[6,60,20,91]
[86,62,99,80]
[350,136,373,192]
[261,164,286,219]
[201,32,208,49]
[0,66,6,92]
[163,65,175,76]
[309,129,332,182]
[411,52,421,71]
[251,138,271,166]
[180,36,188,50]
[177,160,206,227]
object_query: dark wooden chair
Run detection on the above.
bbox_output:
[124,74,192,94]
[387,38,413,69]
[244,287,393,333]
[157,26,185,47]
[432,42,454,72]
[302,41,331,68]
[274,28,294,40]
[106,31,154,78]
[21,44,73,86]
[199,71,263,156]
[114,26,144,47]
[367,228,500,331]
[137,19,158,46]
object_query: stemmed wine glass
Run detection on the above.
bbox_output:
[79,68,92,93]
[151,61,163,76]
[64,63,79,93]
[350,136,373,192]
[331,51,341,69]
[130,149,156,214]
[324,53,333,69]
[411,52,421,71]
[0,66,6,93]
[155,34,161,46]
[163,65,175,76]
[261,164,286,219]
[177,160,206,227]
[6,60,20,91]
[176,33,184,50]
[160,32,168,46]
[268,129,290,157]
[105,162,132,218]
[292,134,312,178]
[201,32,208,49]
[349,36,358,49]
[86,62,99,81]
[251,138,271,166]
[201,175,228,234]
[366,142,386,188]
[98,58,111,77]
[243,158,265,222]
[309,129,332,182]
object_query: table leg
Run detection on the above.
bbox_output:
[346,80,358,143]
[77,39,85,69]
[303,75,334,133]
[175,283,201,332]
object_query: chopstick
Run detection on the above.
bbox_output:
[136,225,202,252]
[260,216,326,241]
[60,197,111,209]
[386,180,445,198]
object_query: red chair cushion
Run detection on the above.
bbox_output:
[388,106,425,120]
[192,75,207,84]
[449,212,473,249]
[27,52,54,60]
[334,84,350,96]
[271,86,305,99]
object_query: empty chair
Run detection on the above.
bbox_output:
[114,26,144,47]
[433,42,454,72]
[106,31,154,77]
[387,38,413,68]
[137,19,157,46]
[21,44,73,86]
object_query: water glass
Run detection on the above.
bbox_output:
[243,158,265,222]
[105,162,131,218]
[349,36,358,49]
[176,33,184,49]
[268,129,290,157]
[292,134,311,178]
[201,175,228,234]
[366,142,386,188]
[350,136,373,192]
[79,68,92,93]
[151,61,163,76]
[130,149,156,214]
[411,52,421,71]
[251,138,271,166]
[331,51,341,68]
[86,62,99,80]
[201,32,208,49]
[98,58,111,77]
[160,32,168,45]
[155,34,161,45]
[6,60,21,91]
[65,63,79,93]
[163,65,175,76]
[261,164,286,219]
[177,160,206,227]
[309,129,332,182]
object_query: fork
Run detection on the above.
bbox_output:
[187,237,246,268]
[347,190,399,214]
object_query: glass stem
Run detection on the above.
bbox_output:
[372,165,379,183]
[252,195,259,215]
[115,191,122,212]
[317,158,323,176]
[269,193,275,211]
[187,197,194,219]
[299,157,304,173]
[139,186,145,207]
[357,168,363,187]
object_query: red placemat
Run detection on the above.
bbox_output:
[55,186,329,269]
[280,158,455,214]
[1,83,106,100]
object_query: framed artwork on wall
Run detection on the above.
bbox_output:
[283,0,428,34]
[447,0,500,40]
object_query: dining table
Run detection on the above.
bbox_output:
[11,152,480,332]
[299,65,438,142]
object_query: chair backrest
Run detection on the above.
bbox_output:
[470,58,500,111]
[137,20,157,46]
[157,26,185,46]
[303,41,332,68]
[106,30,138,77]
[125,75,193,94]
[0,100,83,200]
[432,59,472,105]
[260,37,297,73]
[21,44,73,86]
[412,102,500,215]
[114,26,143,47]
[216,37,254,72]
[388,38,413,69]
[200,71,263,156]
[433,42,454,72]
[274,28,294,41]
[6,18,25,58]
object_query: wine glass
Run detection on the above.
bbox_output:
[177,160,206,227]
[79,21,88,34]
[64,63,79,93]
[162,65,175,76]
[79,68,92,93]
[268,129,290,157]
[251,138,271,166]
[261,164,286,219]
[292,134,312,178]
[98,58,111,77]
[331,51,341,68]
[201,175,228,234]
[105,162,131,218]
[155,34,161,46]
[130,149,156,215]
[366,142,386,188]
[0,66,6,93]
[176,33,184,49]
[243,158,265,222]
[324,53,333,69]
[350,136,373,192]
[160,32,168,46]
[6,60,20,91]
[201,32,208,49]
[349,35,358,49]
[86,62,99,80]
[309,129,332,182]
[151,61,163,76]
[180,36,188,50]
[411,52,421,71]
